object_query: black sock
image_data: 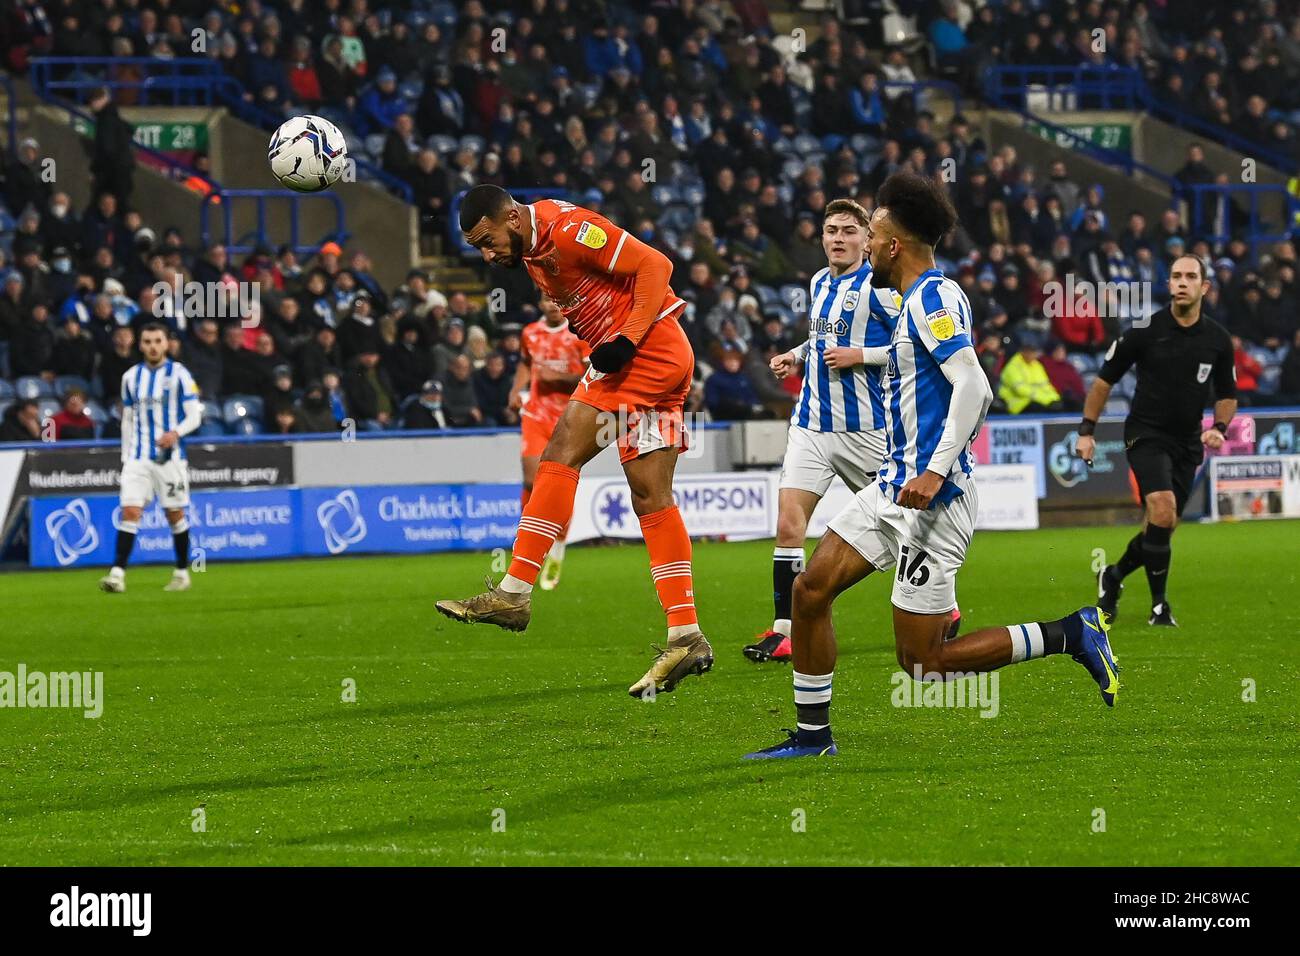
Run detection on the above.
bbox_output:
[114,528,137,568]
[1142,524,1173,605]
[1114,532,1145,579]
[1037,617,1070,655]
[793,671,832,744]
[772,547,802,626]
[172,527,190,570]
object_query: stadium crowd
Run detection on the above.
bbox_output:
[2,0,1300,443]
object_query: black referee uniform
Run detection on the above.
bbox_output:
[1094,306,1235,622]
[1098,306,1236,514]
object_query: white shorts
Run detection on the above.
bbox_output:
[828,481,978,615]
[120,458,191,509]
[779,426,886,496]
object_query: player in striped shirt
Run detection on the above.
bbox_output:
[744,199,904,664]
[746,173,1121,759]
[99,322,203,594]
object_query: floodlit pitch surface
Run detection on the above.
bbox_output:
[2,521,1296,866]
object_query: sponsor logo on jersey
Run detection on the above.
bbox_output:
[927,309,955,340]
[575,222,607,249]
[812,316,850,337]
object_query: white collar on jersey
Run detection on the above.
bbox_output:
[526,203,538,255]
[538,320,569,334]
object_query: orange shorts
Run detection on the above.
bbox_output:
[572,312,694,464]
[520,410,559,458]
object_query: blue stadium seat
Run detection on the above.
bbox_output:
[364,133,386,159]
[426,133,459,155]
[229,417,262,436]
[679,183,706,208]
[651,184,677,207]
[37,398,60,422]
[54,374,90,397]
[399,80,424,102]
[656,204,694,233]
[1067,353,1097,375]
[223,395,264,426]
[195,419,227,437]
[0,400,10,422]
[83,400,107,437]
[780,284,807,312]
[0,379,14,401]
[458,134,486,155]
[755,285,780,309]
[15,376,53,400]
[792,133,820,155]
[1103,397,1130,416]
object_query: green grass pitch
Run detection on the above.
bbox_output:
[2,520,1296,866]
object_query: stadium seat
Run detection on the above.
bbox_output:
[755,285,780,309]
[54,374,90,398]
[780,284,806,312]
[792,133,820,155]
[37,398,60,422]
[656,204,695,233]
[229,417,262,436]
[679,183,706,208]
[0,379,14,402]
[223,395,264,426]
[458,134,486,155]
[399,80,423,101]
[15,376,53,400]
[83,400,107,437]
[1067,353,1098,375]
[651,184,677,207]
[0,401,9,422]
[195,418,227,437]
[781,157,806,182]
[427,134,459,155]
[1103,398,1130,416]
[364,134,386,159]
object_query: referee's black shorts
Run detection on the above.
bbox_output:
[1126,436,1201,516]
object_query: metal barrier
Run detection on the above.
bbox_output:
[1183,183,1300,259]
[199,188,348,256]
[983,65,1298,175]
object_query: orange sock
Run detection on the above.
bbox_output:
[639,505,698,629]
[508,461,579,583]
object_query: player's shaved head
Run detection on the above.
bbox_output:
[460,184,527,268]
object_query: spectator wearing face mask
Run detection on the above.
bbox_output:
[296,380,342,433]
[403,379,448,430]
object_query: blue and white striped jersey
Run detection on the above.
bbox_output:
[120,360,200,462]
[793,261,902,433]
[879,269,986,506]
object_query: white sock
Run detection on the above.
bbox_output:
[793,670,833,731]
[108,566,124,578]
[173,567,190,578]
[667,624,698,640]
[1007,622,1046,663]
[498,573,533,595]
[772,618,791,637]
[548,538,566,563]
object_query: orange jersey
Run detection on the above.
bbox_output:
[521,318,589,423]
[521,199,686,347]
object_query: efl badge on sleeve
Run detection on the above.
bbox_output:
[1197,362,1212,383]
[927,309,955,341]
[576,222,608,249]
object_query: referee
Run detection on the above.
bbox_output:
[1073,255,1237,626]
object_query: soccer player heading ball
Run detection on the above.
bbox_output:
[746,173,1121,760]
[437,186,712,697]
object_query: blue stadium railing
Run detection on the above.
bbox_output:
[1183,183,1300,260]
[199,189,348,257]
[27,57,413,204]
[983,65,1298,176]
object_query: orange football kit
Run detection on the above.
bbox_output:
[506,200,698,629]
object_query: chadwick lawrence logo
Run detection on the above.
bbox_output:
[50,886,151,936]
[317,489,367,554]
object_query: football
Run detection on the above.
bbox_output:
[267,114,348,192]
